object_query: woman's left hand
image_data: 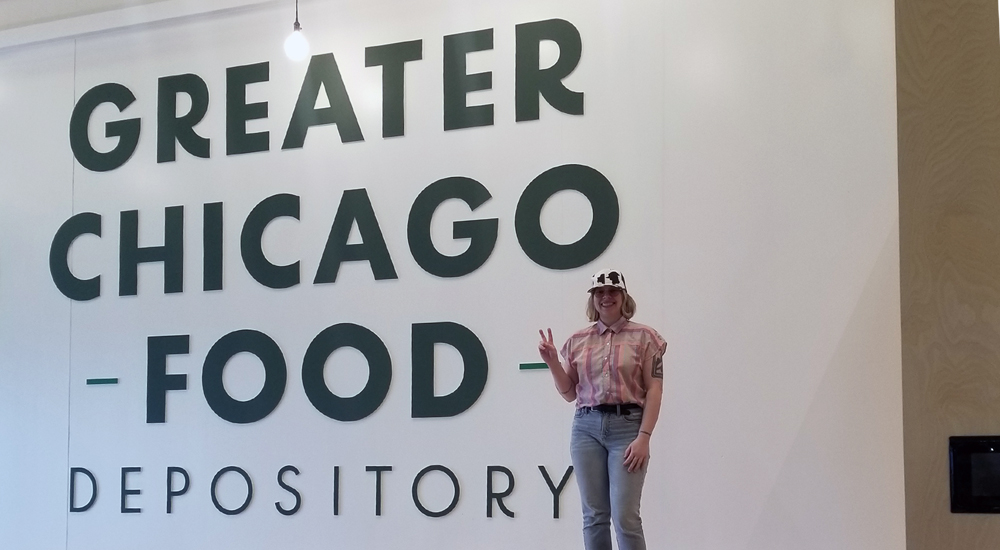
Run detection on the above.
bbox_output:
[623,434,650,472]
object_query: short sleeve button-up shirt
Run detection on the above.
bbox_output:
[560,317,666,408]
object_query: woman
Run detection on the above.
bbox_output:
[538,269,666,550]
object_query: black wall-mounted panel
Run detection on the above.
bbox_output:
[950,436,1000,513]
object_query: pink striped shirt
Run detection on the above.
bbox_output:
[561,318,667,408]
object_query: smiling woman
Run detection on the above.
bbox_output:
[537,269,666,550]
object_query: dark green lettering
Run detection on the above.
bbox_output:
[227,62,270,155]
[515,164,618,269]
[203,202,223,291]
[515,19,584,121]
[487,465,515,518]
[411,322,488,418]
[314,189,397,283]
[282,54,363,148]
[202,330,286,424]
[69,83,140,172]
[365,40,423,137]
[302,324,392,422]
[146,335,189,424]
[211,466,253,515]
[407,177,498,278]
[412,465,460,517]
[120,467,142,514]
[50,212,101,301]
[241,194,300,289]
[166,467,189,513]
[443,29,494,130]
[69,468,98,512]
[119,206,184,296]
[275,465,301,516]
[539,465,573,518]
[157,73,210,162]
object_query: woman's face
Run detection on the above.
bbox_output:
[592,286,624,322]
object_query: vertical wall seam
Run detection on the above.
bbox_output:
[64,36,77,550]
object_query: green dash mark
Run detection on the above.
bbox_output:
[86,378,119,385]
[519,362,547,370]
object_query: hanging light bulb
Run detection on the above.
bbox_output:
[284,0,310,61]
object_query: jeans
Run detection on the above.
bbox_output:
[570,407,647,550]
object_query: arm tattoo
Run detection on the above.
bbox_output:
[652,356,663,379]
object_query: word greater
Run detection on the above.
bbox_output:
[69,464,575,519]
[69,19,584,172]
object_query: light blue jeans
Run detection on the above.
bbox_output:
[570,407,647,550]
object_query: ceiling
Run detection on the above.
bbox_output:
[0,0,165,31]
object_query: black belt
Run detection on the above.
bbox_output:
[583,403,641,415]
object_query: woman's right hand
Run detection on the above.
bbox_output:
[539,328,576,401]
[538,328,558,365]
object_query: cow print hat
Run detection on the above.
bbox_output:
[589,269,627,293]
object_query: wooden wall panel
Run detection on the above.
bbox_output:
[897,0,1000,547]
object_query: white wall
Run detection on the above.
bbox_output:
[0,38,75,550]
[0,0,903,548]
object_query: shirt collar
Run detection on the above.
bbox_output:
[596,317,628,335]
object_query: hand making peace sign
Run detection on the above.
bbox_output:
[538,328,559,365]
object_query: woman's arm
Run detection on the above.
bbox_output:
[623,352,665,472]
[538,328,578,402]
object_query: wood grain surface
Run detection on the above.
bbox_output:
[898,0,1000,547]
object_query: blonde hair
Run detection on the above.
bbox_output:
[586,290,637,322]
